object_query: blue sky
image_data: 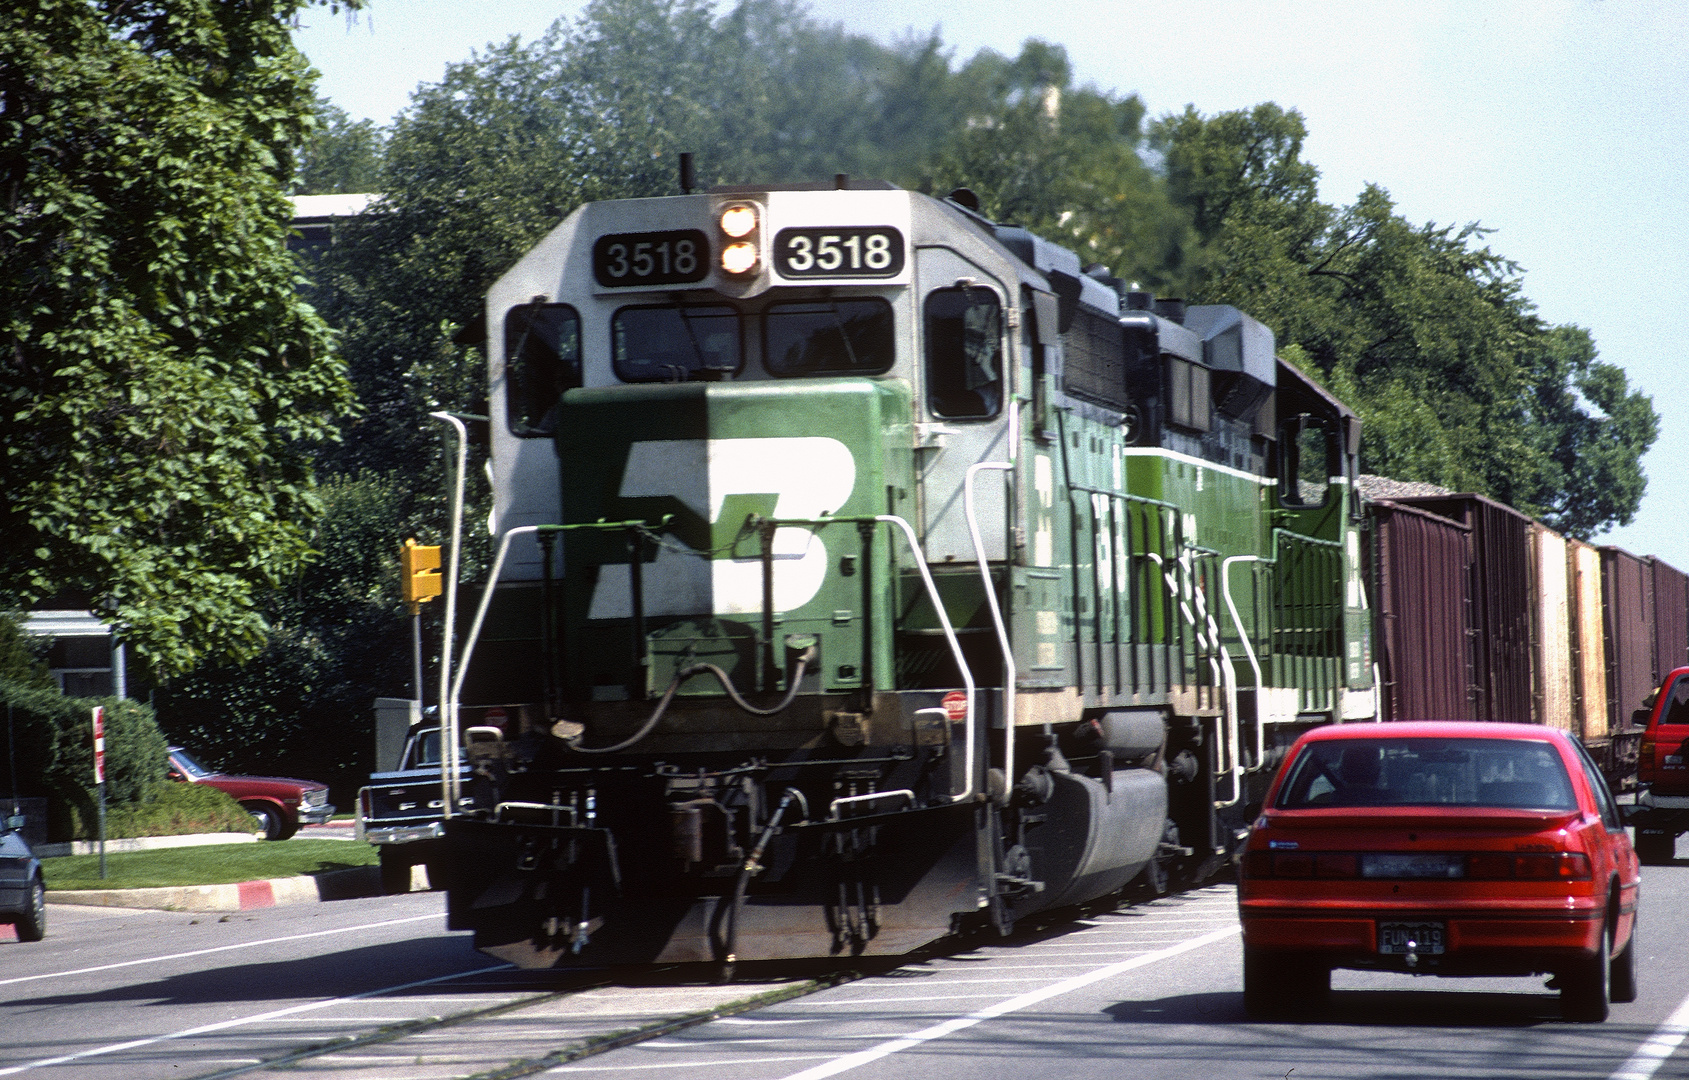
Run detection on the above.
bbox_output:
[294,0,1689,566]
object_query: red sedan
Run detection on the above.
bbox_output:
[1238,722,1640,1022]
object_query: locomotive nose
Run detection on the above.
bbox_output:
[556,379,908,698]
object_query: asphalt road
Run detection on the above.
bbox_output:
[6,843,1689,1080]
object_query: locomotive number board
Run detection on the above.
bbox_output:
[774,226,905,278]
[592,229,710,287]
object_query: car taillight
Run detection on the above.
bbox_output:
[1640,736,1656,783]
[359,789,372,819]
[1465,852,1591,880]
[1245,851,1360,879]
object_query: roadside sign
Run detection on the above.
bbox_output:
[91,705,105,785]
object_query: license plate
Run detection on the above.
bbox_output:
[1378,921,1445,955]
[1361,852,1464,878]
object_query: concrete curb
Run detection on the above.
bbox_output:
[45,865,381,913]
[35,832,259,859]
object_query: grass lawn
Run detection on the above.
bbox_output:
[43,839,378,891]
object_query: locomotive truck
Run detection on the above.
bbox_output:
[432,172,1374,969]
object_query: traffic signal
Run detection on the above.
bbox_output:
[401,540,442,607]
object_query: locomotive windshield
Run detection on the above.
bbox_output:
[764,298,894,376]
[612,304,741,381]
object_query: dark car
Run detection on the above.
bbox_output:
[0,811,45,942]
[167,747,335,841]
[1239,722,1640,1022]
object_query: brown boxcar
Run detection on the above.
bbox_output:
[1648,556,1689,685]
[1395,494,1534,724]
[1370,500,1475,721]
[1567,538,1610,741]
[1602,546,1657,730]
[1530,524,1574,733]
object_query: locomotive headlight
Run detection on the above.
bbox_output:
[716,201,761,275]
[721,241,759,275]
[719,204,757,238]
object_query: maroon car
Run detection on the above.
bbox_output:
[167,747,335,840]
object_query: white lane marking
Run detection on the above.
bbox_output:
[0,912,444,988]
[0,964,510,1077]
[785,994,1027,1006]
[1611,990,1689,1080]
[555,1054,830,1073]
[773,925,1239,1080]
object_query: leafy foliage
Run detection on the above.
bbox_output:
[151,1,1655,791]
[0,613,53,691]
[152,471,436,804]
[84,778,252,840]
[0,0,357,679]
[295,96,384,195]
[0,679,167,839]
[1148,105,1656,536]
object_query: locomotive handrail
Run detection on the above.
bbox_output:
[448,518,676,765]
[1146,547,1243,808]
[757,513,978,804]
[1222,554,1271,772]
[965,460,1017,796]
[828,789,917,819]
[1269,527,1346,716]
[431,411,469,819]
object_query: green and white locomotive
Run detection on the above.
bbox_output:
[441,171,1375,968]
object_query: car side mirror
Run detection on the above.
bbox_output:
[1633,709,1651,727]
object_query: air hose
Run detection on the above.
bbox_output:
[720,786,805,978]
[567,646,817,754]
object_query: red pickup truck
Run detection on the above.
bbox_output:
[1628,666,1689,863]
[167,747,335,841]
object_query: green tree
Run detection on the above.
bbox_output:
[921,42,1193,292]
[0,0,359,679]
[295,96,384,195]
[1152,105,1656,537]
[155,470,432,801]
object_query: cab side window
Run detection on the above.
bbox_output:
[1280,414,1332,508]
[505,303,581,438]
[925,286,1003,419]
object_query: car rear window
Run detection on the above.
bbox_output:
[1275,737,1577,810]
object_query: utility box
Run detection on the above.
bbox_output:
[373,698,422,773]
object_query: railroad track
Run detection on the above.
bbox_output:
[185,885,1201,1080]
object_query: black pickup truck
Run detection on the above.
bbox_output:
[355,724,459,892]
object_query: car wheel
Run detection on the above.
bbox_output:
[1243,946,1328,1019]
[1611,912,1638,1005]
[245,803,283,841]
[1561,918,1611,1022]
[378,850,413,894]
[14,879,45,942]
[1635,830,1675,865]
